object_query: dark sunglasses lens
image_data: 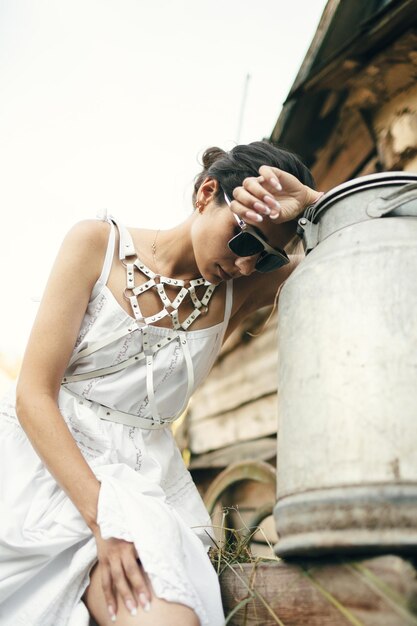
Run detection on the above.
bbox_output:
[229,232,264,256]
[256,253,289,273]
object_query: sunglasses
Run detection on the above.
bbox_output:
[223,191,290,273]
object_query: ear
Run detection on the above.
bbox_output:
[198,177,221,205]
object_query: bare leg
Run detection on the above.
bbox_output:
[83,562,200,626]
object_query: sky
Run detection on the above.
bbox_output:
[0,0,328,363]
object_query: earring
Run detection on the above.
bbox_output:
[196,200,204,213]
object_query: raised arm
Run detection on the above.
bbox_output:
[226,165,323,322]
[230,164,323,226]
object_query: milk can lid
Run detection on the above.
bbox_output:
[303,171,417,223]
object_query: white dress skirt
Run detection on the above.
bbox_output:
[0,217,230,626]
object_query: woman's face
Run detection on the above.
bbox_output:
[191,196,292,285]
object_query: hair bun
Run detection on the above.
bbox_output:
[201,146,227,170]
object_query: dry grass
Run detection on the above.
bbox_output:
[204,507,417,626]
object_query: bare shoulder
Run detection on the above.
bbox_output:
[58,218,112,273]
[16,219,114,397]
[62,218,111,251]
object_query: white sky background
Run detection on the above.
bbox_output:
[0,0,327,361]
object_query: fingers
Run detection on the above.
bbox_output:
[101,564,117,622]
[100,539,152,621]
[258,165,283,193]
[110,560,139,617]
[228,165,317,225]
[232,175,281,224]
[122,552,151,612]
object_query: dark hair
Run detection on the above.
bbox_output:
[193,141,316,207]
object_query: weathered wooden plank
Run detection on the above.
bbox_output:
[373,81,417,170]
[189,436,276,469]
[220,555,417,626]
[312,110,375,191]
[300,1,417,93]
[189,394,277,454]
[191,324,278,422]
[356,156,379,178]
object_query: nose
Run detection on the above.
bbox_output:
[234,255,259,276]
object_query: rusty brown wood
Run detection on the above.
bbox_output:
[220,555,417,626]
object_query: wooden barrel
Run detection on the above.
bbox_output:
[274,172,417,557]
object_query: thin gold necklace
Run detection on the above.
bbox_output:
[151,229,202,284]
[151,229,161,275]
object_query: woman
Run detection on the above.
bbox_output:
[0,141,322,626]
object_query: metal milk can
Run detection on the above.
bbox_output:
[274,172,417,557]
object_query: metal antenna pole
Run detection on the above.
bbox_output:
[235,73,251,144]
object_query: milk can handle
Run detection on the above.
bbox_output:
[367,183,417,217]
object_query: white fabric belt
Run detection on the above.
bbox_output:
[61,387,174,430]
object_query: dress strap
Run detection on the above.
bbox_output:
[90,216,116,299]
[223,280,233,326]
[109,215,136,259]
[97,221,116,286]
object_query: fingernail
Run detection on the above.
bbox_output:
[254,201,270,215]
[253,202,269,211]
[139,592,151,612]
[270,177,282,190]
[263,195,281,210]
[270,211,280,219]
[126,599,137,616]
[245,211,263,222]
[108,605,117,622]
[269,197,281,209]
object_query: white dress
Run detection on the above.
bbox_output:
[0,215,229,626]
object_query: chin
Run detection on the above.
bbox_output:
[198,264,220,285]
[203,272,220,286]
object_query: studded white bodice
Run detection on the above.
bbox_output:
[61,216,233,426]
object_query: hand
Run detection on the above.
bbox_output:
[94,529,152,621]
[230,165,323,226]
